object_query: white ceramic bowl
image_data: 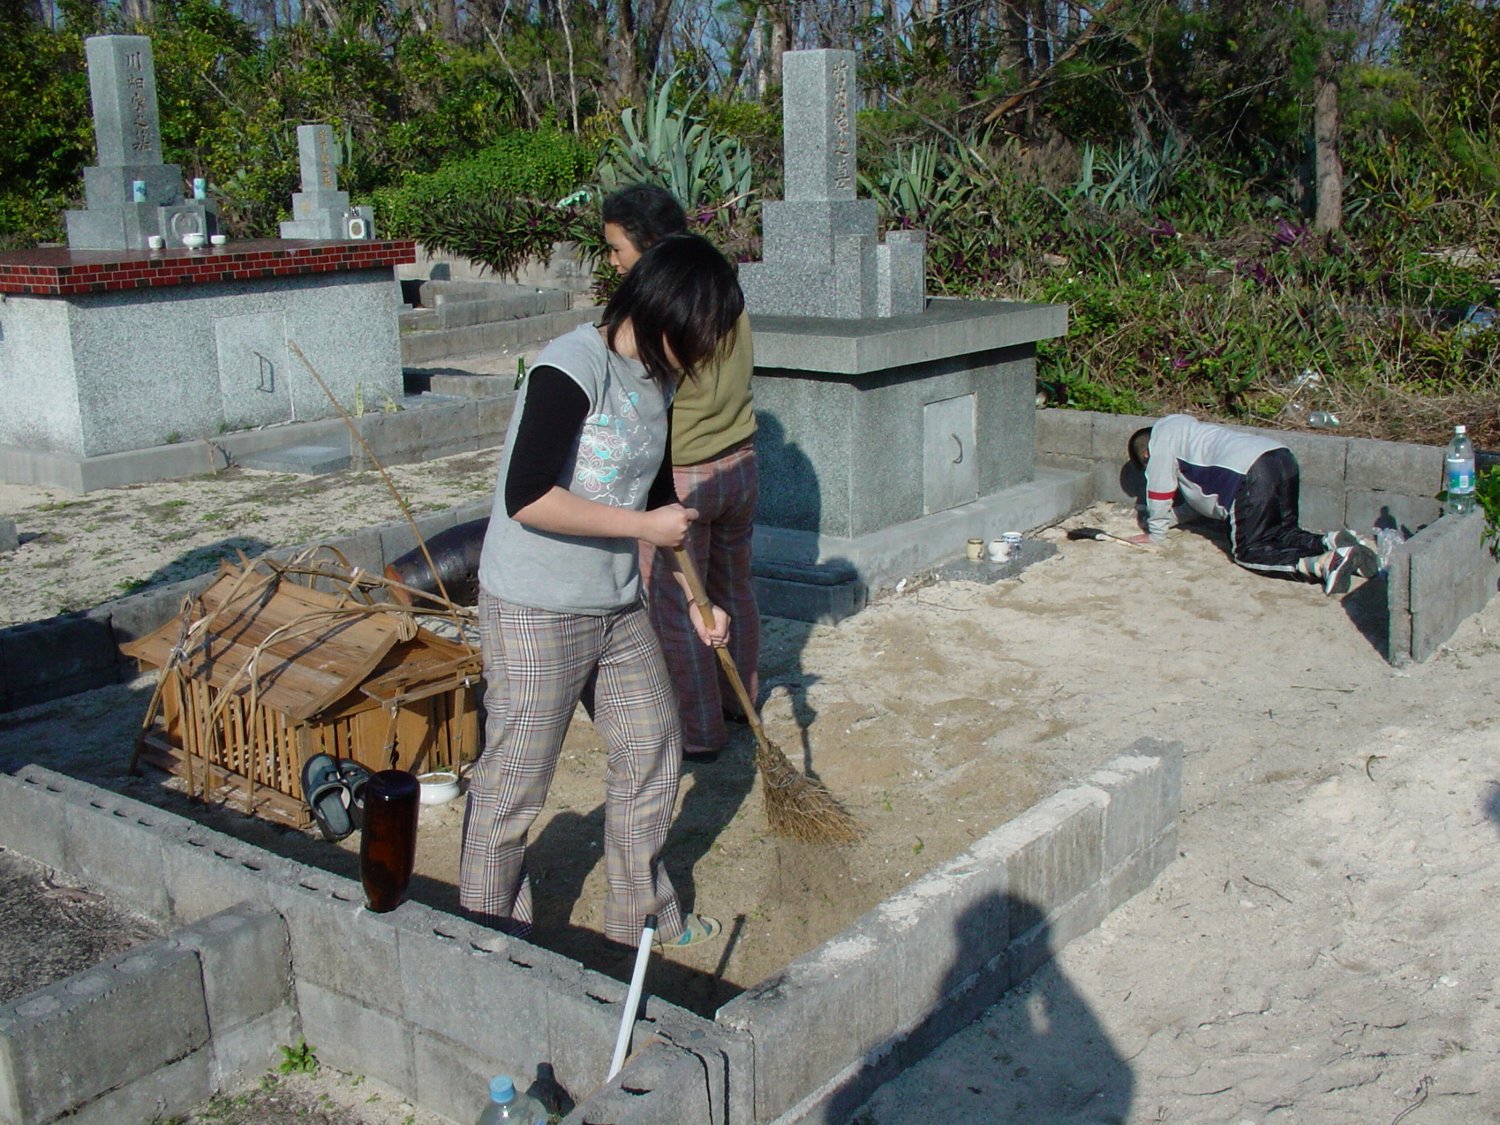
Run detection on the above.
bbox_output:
[210,234,227,247]
[418,770,461,805]
[181,233,206,249]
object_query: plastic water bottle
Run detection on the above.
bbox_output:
[476,1075,547,1124]
[1444,424,1476,516]
[1307,411,1339,429]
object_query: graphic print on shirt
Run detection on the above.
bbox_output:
[577,389,646,505]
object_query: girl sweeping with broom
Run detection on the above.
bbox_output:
[459,233,740,949]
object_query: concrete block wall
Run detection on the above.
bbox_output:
[0,902,295,1125]
[718,739,1182,1124]
[1036,409,1497,663]
[0,737,1179,1124]
[0,765,740,1124]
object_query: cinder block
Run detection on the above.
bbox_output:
[0,517,17,554]
[1345,490,1440,540]
[1033,408,1093,458]
[174,903,293,1035]
[1276,431,1347,489]
[0,770,73,870]
[868,853,1008,1030]
[1297,484,1345,535]
[413,1026,526,1125]
[64,1050,213,1125]
[1409,515,1481,615]
[0,613,117,698]
[570,1041,715,1125]
[207,1004,300,1089]
[160,828,305,926]
[1104,825,1180,910]
[0,940,208,1122]
[61,788,175,921]
[394,905,561,1065]
[1087,740,1182,878]
[295,978,413,1092]
[1347,436,1443,495]
[1088,411,1154,462]
[544,964,633,1103]
[650,1013,749,1125]
[1386,541,1413,664]
[474,394,515,441]
[267,874,399,1005]
[92,571,217,646]
[718,914,900,1123]
[970,785,1106,936]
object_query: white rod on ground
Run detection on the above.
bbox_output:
[608,913,657,1080]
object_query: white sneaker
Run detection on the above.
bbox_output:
[1323,545,1358,595]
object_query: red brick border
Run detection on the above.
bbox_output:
[0,239,417,297]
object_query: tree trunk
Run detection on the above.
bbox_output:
[1306,0,1343,231]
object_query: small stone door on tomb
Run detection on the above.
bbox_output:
[922,392,978,515]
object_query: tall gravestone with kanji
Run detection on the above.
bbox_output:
[279,124,375,241]
[65,35,218,250]
[737,49,925,319]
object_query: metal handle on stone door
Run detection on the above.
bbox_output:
[951,434,964,463]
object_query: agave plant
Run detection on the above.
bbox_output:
[596,71,755,219]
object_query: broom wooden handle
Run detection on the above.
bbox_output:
[672,548,762,731]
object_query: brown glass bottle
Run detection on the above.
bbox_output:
[358,769,419,912]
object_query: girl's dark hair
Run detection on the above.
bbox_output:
[602,232,743,387]
[601,184,688,254]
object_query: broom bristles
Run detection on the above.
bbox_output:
[753,735,863,844]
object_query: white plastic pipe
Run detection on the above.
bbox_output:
[608,913,657,1080]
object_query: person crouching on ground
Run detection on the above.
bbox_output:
[604,183,761,763]
[1127,414,1379,595]
[458,233,742,949]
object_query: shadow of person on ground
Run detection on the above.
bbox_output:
[825,894,1133,1124]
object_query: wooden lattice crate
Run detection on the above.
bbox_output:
[124,563,481,828]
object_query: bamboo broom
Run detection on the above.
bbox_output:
[672,548,861,844]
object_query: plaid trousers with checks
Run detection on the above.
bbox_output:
[639,439,761,753]
[458,591,686,944]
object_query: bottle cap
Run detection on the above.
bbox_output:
[490,1075,516,1103]
[1456,424,1468,433]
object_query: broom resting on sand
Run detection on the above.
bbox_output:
[673,548,862,845]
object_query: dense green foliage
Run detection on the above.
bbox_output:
[3,0,1497,441]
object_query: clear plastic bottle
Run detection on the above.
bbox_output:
[476,1075,547,1124]
[1307,411,1339,429]
[1444,424,1476,516]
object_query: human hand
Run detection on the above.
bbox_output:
[689,602,730,648]
[640,504,699,548]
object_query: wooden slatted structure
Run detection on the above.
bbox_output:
[123,561,481,829]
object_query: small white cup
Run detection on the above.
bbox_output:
[146,235,164,250]
[965,538,985,562]
[988,540,1010,563]
[1002,531,1023,549]
[210,233,227,247]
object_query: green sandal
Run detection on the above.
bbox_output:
[658,912,722,948]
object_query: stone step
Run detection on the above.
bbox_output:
[399,306,599,365]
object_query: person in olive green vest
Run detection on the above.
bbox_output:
[603,185,760,761]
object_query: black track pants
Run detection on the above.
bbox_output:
[1227,448,1327,579]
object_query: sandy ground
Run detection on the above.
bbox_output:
[4,448,1500,1121]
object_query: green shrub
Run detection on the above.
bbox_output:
[368,127,593,239]
[413,196,594,278]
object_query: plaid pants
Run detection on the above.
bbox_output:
[458,591,686,943]
[639,440,761,753]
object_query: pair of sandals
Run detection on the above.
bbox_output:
[299,753,371,842]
